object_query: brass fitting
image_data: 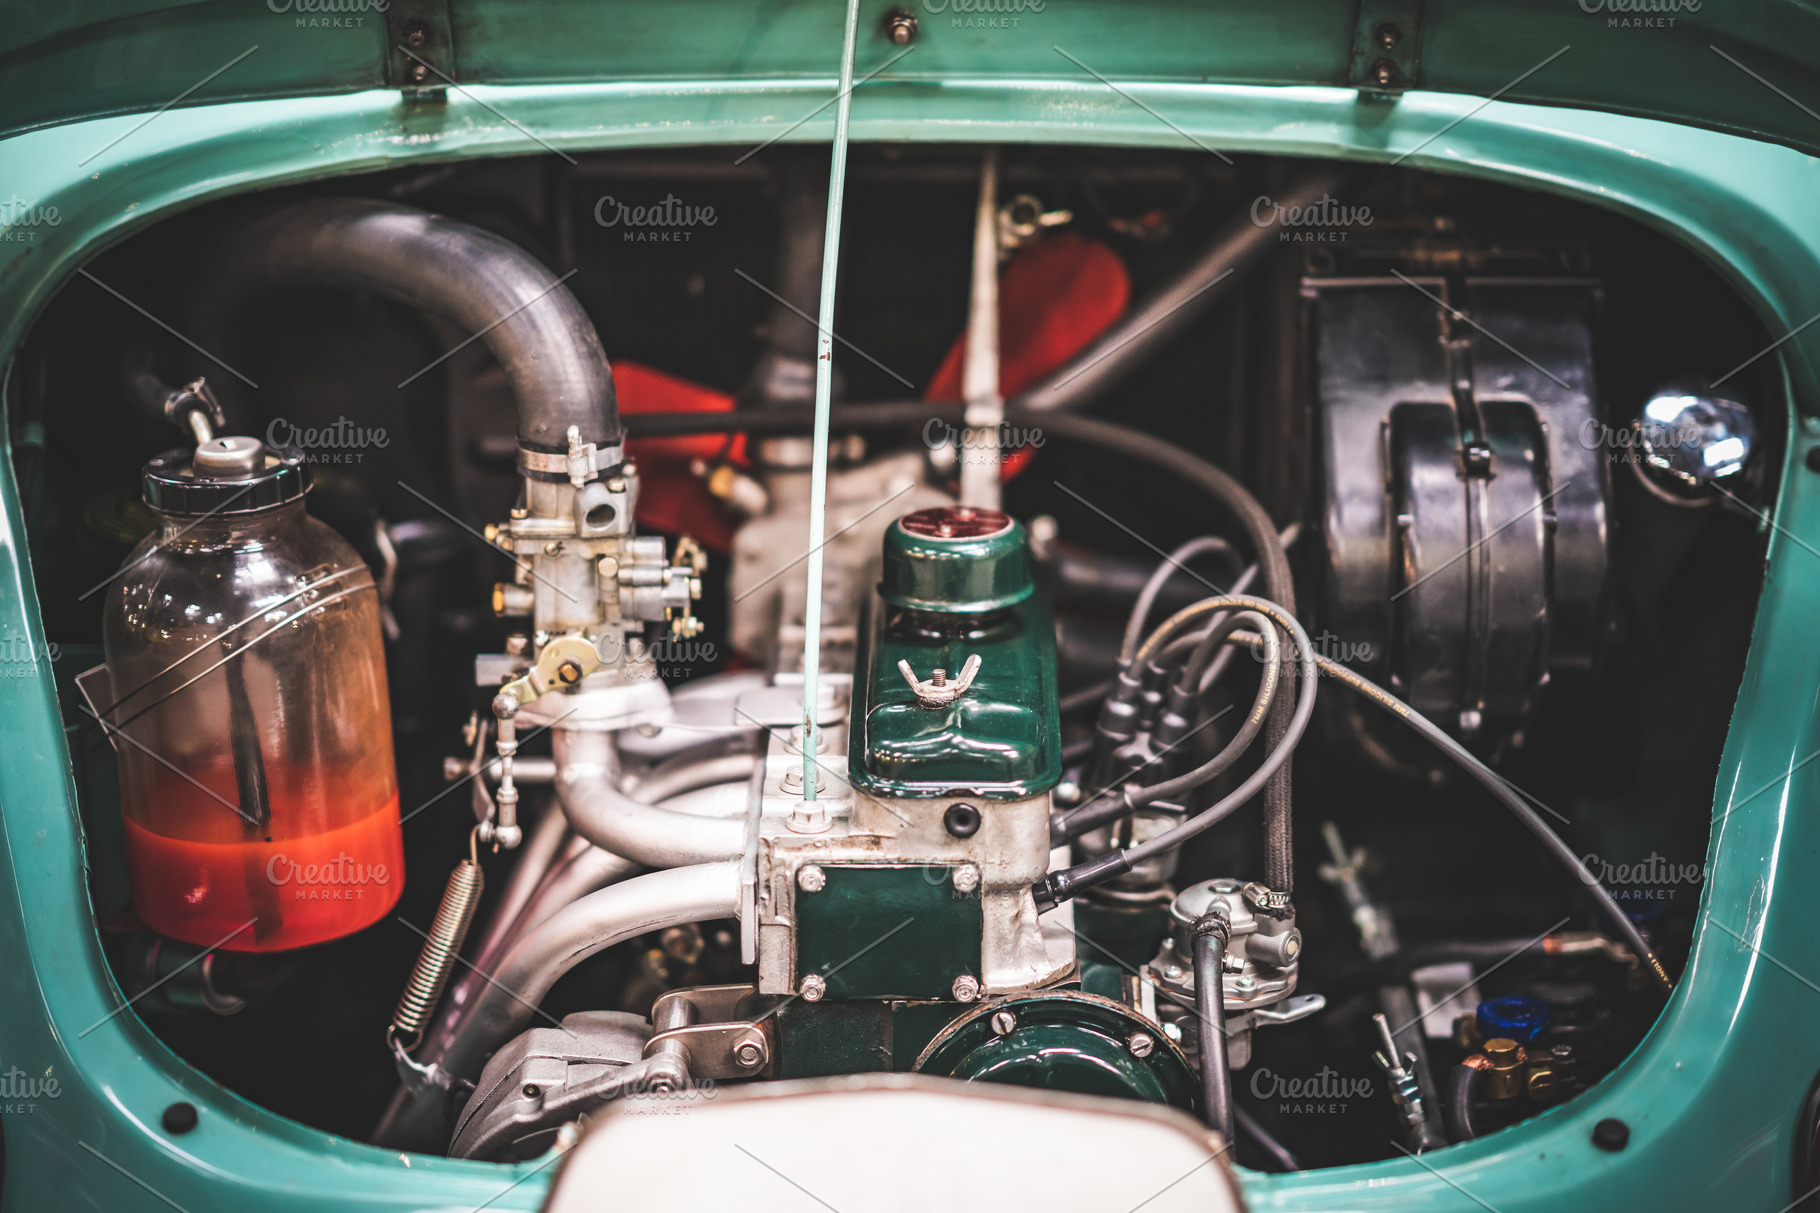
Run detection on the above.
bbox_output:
[1482,1037,1528,1102]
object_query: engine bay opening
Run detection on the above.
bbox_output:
[15,142,1777,1172]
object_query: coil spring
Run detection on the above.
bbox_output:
[389,829,485,1053]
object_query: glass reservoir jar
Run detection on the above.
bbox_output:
[101,437,403,951]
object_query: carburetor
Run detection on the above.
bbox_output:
[478,424,705,841]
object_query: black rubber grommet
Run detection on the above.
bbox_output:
[943,803,982,839]
[162,1101,199,1135]
[1592,1117,1630,1152]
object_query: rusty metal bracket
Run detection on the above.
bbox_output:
[385,0,455,94]
[1348,0,1424,92]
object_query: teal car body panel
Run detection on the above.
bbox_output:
[3,13,1820,1210]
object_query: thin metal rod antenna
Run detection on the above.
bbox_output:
[800,0,864,802]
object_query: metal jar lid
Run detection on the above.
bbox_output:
[142,438,310,516]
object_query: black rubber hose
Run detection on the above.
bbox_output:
[1446,1062,1485,1142]
[199,197,621,459]
[1032,413,1298,895]
[1055,611,1277,845]
[1036,597,1315,906]
[1193,912,1236,1146]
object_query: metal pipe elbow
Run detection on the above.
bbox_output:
[201,197,620,456]
[440,860,741,1086]
[553,729,747,869]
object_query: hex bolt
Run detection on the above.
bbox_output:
[952,975,981,1003]
[797,865,827,893]
[884,8,917,44]
[799,973,827,1002]
[951,864,981,895]
[732,1031,768,1070]
[1128,1032,1157,1058]
[990,1009,1018,1036]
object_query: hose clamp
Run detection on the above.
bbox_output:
[518,426,625,486]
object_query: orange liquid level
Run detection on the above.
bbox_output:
[124,797,405,952]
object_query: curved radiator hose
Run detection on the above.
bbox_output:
[196,196,621,461]
[554,730,746,868]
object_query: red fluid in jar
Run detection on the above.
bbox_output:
[124,794,404,952]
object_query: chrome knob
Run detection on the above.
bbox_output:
[1635,379,1754,491]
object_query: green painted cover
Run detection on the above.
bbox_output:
[850,591,1061,800]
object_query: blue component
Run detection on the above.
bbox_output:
[1478,995,1552,1044]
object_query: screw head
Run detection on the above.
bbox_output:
[952,975,981,1003]
[951,864,981,895]
[404,20,429,47]
[1128,1032,1157,1058]
[407,62,430,83]
[522,1083,542,1099]
[990,1009,1018,1036]
[1375,22,1401,50]
[1370,57,1398,86]
[797,864,827,893]
[799,974,827,1002]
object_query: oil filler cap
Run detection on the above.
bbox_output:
[1476,995,1551,1044]
[142,440,310,516]
[879,507,1032,614]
